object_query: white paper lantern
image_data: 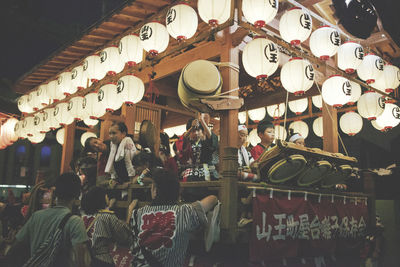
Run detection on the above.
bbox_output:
[83,54,106,83]
[375,102,400,130]
[28,132,46,144]
[54,102,74,127]
[2,118,18,145]
[37,84,50,106]
[119,34,143,67]
[68,96,85,121]
[274,124,287,140]
[81,132,97,147]
[29,90,41,111]
[139,22,169,56]
[309,26,341,60]
[117,75,145,105]
[288,98,308,115]
[56,128,64,145]
[71,65,87,91]
[24,116,36,137]
[337,41,364,74]
[242,0,278,28]
[267,103,285,119]
[33,114,44,136]
[248,107,266,122]
[242,37,279,80]
[357,91,385,120]
[198,0,231,26]
[371,64,400,93]
[279,7,312,46]
[14,120,24,139]
[38,110,51,133]
[57,71,75,96]
[83,117,99,127]
[289,120,309,139]
[312,95,322,109]
[98,83,123,112]
[313,116,323,137]
[248,128,261,147]
[238,111,247,124]
[371,120,384,131]
[321,75,352,107]
[17,95,30,113]
[100,46,125,76]
[166,4,198,41]
[347,81,362,105]
[47,79,64,103]
[280,57,314,95]
[340,111,363,136]
[47,107,60,130]
[85,92,106,120]
[356,53,384,84]
[20,119,29,139]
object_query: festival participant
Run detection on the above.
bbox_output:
[287,128,305,147]
[84,137,111,185]
[159,133,178,177]
[237,125,258,182]
[131,151,163,186]
[250,120,275,161]
[130,167,218,267]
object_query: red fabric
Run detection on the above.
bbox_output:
[250,144,265,161]
[176,135,192,165]
[164,157,178,177]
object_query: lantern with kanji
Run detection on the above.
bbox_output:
[54,102,74,127]
[356,53,384,84]
[29,90,41,111]
[312,95,322,109]
[98,83,123,112]
[139,22,169,56]
[68,96,85,121]
[2,118,18,145]
[279,7,312,46]
[375,102,400,130]
[371,64,400,93]
[119,34,143,67]
[100,46,125,76]
[198,0,231,26]
[337,42,364,74]
[347,81,361,105]
[313,116,323,137]
[242,37,279,80]
[340,111,363,136]
[17,95,30,113]
[85,92,106,120]
[47,79,64,103]
[57,71,75,96]
[83,54,106,83]
[14,120,23,140]
[248,107,266,122]
[280,57,314,95]
[309,26,341,60]
[238,111,247,124]
[289,120,309,139]
[242,0,278,28]
[56,128,64,145]
[39,109,51,133]
[166,4,198,41]
[81,132,97,147]
[321,75,352,107]
[38,83,50,107]
[267,103,285,119]
[71,65,87,91]
[248,128,261,146]
[288,98,308,115]
[274,124,287,141]
[24,116,36,137]
[357,91,385,120]
[117,75,145,105]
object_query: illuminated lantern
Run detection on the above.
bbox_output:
[39,110,51,133]
[242,0,278,28]
[57,71,75,96]
[371,120,384,131]
[97,83,123,112]
[139,22,169,56]
[242,37,279,80]
[347,81,361,105]
[337,41,364,74]
[288,98,308,115]
[312,95,323,109]
[119,34,143,67]
[83,118,99,127]
[198,0,231,26]
[81,132,97,147]
[24,116,36,137]
[19,119,29,139]
[2,118,18,145]
[47,107,60,130]
[357,91,385,120]
[313,116,323,137]
[309,26,341,60]
[267,103,285,119]
[248,107,266,122]
[372,64,400,93]
[248,128,261,146]
[100,46,125,76]
[166,4,198,41]
[274,124,287,140]
[117,75,145,105]
[27,91,37,112]
[289,120,309,139]
[83,54,106,83]
[54,102,74,127]
[339,111,363,136]
[47,79,64,103]
[321,75,352,107]
[71,65,87,91]
[14,120,24,139]
[280,57,314,95]
[56,128,64,145]
[28,132,46,144]
[279,7,312,45]
[375,102,400,130]
[17,95,30,113]
[68,96,85,121]
[85,92,106,120]
[356,53,384,84]
[38,84,50,106]
[238,111,247,124]
[31,90,43,111]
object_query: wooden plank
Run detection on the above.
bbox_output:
[119,10,148,19]
[60,122,76,174]
[322,102,338,153]
[121,104,136,136]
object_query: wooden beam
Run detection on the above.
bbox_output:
[322,102,338,153]
[60,122,76,174]
[121,104,136,135]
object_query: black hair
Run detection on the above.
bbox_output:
[151,167,180,205]
[83,137,96,154]
[132,151,163,169]
[159,132,171,156]
[257,120,274,134]
[54,172,81,200]
[81,187,107,215]
[112,121,128,134]
[77,156,98,187]
[186,118,203,131]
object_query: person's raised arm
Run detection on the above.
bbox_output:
[199,113,212,139]
[199,195,218,213]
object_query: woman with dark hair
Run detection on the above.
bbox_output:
[159,133,178,177]
[81,187,134,267]
[130,168,218,267]
[83,137,111,184]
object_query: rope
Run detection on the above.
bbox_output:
[283,91,289,129]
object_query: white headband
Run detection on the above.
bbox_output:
[289,133,303,143]
[238,125,247,132]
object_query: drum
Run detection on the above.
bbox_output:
[268,154,307,184]
[297,160,332,187]
[320,164,353,188]
[178,60,222,113]
[139,120,156,151]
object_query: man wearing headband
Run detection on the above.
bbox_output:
[237,125,258,182]
[288,129,305,147]
[250,120,275,161]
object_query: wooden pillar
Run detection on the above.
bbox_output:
[121,104,136,136]
[322,102,338,153]
[60,122,76,174]
[100,119,113,141]
[363,171,376,229]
